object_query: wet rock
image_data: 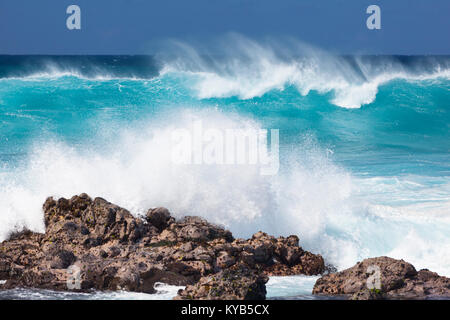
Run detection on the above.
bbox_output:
[216,251,236,269]
[235,232,325,276]
[313,256,450,299]
[0,194,327,297]
[146,207,173,231]
[175,264,268,300]
[351,289,387,300]
[156,229,177,243]
[43,194,150,245]
[172,216,234,242]
[277,246,303,266]
[49,249,76,269]
[298,252,326,275]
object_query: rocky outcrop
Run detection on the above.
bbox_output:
[313,256,450,300]
[175,264,268,300]
[0,194,325,299]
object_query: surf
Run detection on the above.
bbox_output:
[0,36,449,279]
[156,34,450,108]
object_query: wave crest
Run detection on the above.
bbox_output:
[1,109,449,275]
[159,34,450,108]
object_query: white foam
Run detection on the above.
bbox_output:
[0,109,449,276]
[159,34,450,109]
[266,275,320,298]
[0,282,183,300]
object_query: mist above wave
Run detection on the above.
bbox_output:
[1,36,449,276]
[2,35,449,108]
[1,108,449,275]
[158,34,450,108]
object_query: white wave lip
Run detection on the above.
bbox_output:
[159,34,450,108]
[0,282,183,300]
[2,34,449,109]
[1,108,449,277]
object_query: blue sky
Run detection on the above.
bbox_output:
[0,0,449,54]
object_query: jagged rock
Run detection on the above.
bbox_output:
[6,195,445,300]
[146,207,173,231]
[298,252,326,275]
[170,216,234,242]
[49,249,76,269]
[174,265,268,300]
[351,289,387,300]
[156,229,177,242]
[43,194,151,245]
[0,194,327,297]
[216,251,236,269]
[313,256,450,299]
[232,232,325,276]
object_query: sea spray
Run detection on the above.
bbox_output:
[0,40,449,277]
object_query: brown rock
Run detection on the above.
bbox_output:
[146,207,172,231]
[175,264,268,300]
[0,193,327,297]
[216,251,236,269]
[313,256,450,299]
[173,216,234,242]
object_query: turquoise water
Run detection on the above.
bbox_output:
[0,50,449,287]
[2,74,448,175]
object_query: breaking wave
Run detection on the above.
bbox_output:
[0,35,449,277]
[158,34,450,108]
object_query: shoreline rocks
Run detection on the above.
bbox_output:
[175,264,268,300]
[2,194,447,300]
[313,256,450,300]
[0,194,325,299]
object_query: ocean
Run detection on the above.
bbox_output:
[0,38,449,299]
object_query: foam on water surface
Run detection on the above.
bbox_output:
[0,38,449,297]
[0,283,183,300]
